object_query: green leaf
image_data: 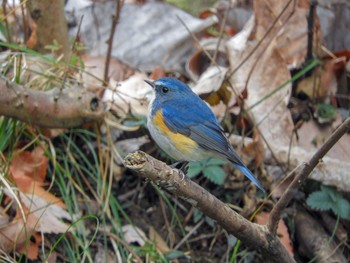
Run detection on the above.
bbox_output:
[187,161,203,178]
[205,158,227,166]
[203,165,226,185]
[307,186,350,219]
[332,197,350,220]
[0,41,56,63]
[193,208,203,223]
[316,102,336,123]
[306,191,333,211]
[165,250,186,260]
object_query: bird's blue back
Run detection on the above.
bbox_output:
[147,78,265,193]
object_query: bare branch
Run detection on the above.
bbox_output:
[103,0,124,85]
[268,117,350,234]
[0,77,106,128]
[124,151,295,263]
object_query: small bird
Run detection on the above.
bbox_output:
[145,77,265,193]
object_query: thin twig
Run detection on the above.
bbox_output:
[268,117,350,234]
[225,0,294,80]
[103,0,123,86]
[174,219,204,250]
[212,1,231,63]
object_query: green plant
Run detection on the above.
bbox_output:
[187,158,227,185]
[307,185,350,219]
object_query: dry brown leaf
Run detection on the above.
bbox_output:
[82,55,135,86]
[6,146,73,235]
[242,129,265,167]
[240,188,259,218]
[18,190,73,233]
[226,0,350,191]
[296,58,338,99]
[94,243,118,263]
[228,27,294,149]
[297,117,350,162]
[10,146,48,184]
[150,66,166,80]
[46,251,58,263]
[18,232,42,260]
[122,224,147,246]
[0,206,39,260]
[102,72,149,118]
[256,211,294,256]
[115,136,150,157]
[149,226,170,254]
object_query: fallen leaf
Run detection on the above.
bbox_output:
[82,55,135,86]
[115,136,150,157]
[122,224,147,246]
[102,72,149,118]
[149,226,170,254]
[242,129,265,167]
[297,118,350,162]
[296,58,338,99]
[10,146,48,184]
[255,211,293,256]
[0,206,39,259]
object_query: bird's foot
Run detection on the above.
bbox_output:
[170,161,189,173]
[170,161,188,180]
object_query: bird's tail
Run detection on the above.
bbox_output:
[236,164,266,194]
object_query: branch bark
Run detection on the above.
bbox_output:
[0,77,106,128]
[124,151,295,263]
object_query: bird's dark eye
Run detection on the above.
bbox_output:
[162,86,169,93]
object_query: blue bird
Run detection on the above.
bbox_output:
[145,77,265,193]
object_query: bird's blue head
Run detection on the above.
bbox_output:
[145,77,192,104]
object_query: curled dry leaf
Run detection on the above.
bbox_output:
[186,38,228,81]
[1,145,74,259]
[10,146,48,184]
[242,129,265,167]
[103,72,150,118]
[296,58,338,99]
[149,226,171,254]
[122,224,147,246]
[82,55,135,86]
[227,18,294,148]
[191,66,230,120]
[115,136,150,157]
[0,206,42,260]
[226,0,349,190]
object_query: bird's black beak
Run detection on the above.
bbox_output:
[144,79,155,88]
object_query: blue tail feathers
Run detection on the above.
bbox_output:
[236,164,266,194]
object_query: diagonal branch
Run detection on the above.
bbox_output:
[268,117,350,234]
[124,151,295,263]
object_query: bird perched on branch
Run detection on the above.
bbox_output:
[145,77,265,193]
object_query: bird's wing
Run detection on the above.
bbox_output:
[162,103,232,160]
[162,103,266,193]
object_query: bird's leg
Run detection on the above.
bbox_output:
[170,161,189,172]
[169,161,189,180]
